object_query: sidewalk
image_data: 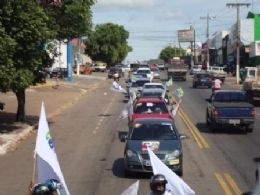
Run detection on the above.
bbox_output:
[0,76,104,155]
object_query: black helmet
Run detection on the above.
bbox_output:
[45,178,61,191]
[150,174,168,192]
[31,183,51,195]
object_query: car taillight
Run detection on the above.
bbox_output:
[251,108,256,117]
[212,108,218,117]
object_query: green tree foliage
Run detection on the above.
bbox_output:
[86,23,132,65]
[0,0,55,121]
[159,46,186,63]
[0,0,95,122]
[39,0,95,40]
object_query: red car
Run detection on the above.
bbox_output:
[129,96,173,123]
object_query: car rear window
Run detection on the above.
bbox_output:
[130,123,177,140]
[134,102,168,113]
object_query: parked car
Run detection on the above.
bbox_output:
[92,61,107,72]
[119,117,185,176]
[50,67,68,79]
[107,67,123,79]
[192,72,213,88]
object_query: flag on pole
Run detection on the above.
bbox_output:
[110,81,127,93]
[147,147,195,195]
[175,87,184,98]
[121,180,140,195]
[34,102,70,195]
[165,77,173,87]
[172,99,182,117]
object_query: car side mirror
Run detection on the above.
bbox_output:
[118,131,128,142]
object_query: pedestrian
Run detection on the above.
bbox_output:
[113,71,120,81]
[147,174,172,195]
[212,77,222,92]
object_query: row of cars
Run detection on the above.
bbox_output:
[119,66,186,177]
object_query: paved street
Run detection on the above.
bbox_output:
[0,75,106,154]
[0,73,242,155]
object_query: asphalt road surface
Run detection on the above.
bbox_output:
[0,72,259,195]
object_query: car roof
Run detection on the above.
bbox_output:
[142,88,164,93]
[143,82,164,86]
[133,117,173,124]
[135,96,165,102]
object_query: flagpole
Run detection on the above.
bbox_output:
[25,154,37,195]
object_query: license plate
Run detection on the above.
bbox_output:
[229,119,240,124]
[144,160,151,166]
[168,159,180,165]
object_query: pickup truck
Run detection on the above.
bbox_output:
[207,66,227,83]
[206,89,255,133]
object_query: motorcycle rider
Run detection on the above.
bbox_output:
[212,77,222,92]
[31,183,52,195]
[147,174,172,195]
[45,179,62,195]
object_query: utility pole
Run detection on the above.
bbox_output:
[200,13,215,70]
[226,2,250,84]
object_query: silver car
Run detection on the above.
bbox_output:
[120,118,185,177]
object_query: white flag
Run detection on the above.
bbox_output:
[253,182,260,195]
[147,147,195,195]
[35,102,70,195]
[121,180,140,195]
[172,99,182,117]
[110,81,127,93]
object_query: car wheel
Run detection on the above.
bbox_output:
[124,169,133,178]
[246,124,254,133]
[206,112,210,126]
[176,169,183,177]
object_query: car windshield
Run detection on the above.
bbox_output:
[214,92,248,102]
[130,123,177,140]
[142,91,163,97]
[143,85,164,89]
[134,102,168,113]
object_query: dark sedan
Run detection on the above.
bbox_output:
[120,118,185,177]
[192,72,212,88]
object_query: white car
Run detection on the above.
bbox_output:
[142,82,165,91]
[136,67,153,81]
[190,65,202,75]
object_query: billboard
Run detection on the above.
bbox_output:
[178,29,195,42]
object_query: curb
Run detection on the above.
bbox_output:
[0,125,34,155]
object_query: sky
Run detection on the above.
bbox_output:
[91,0,260,63]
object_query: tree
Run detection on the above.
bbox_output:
[0,0,95,122]
[0,0,55,122]
[86,23,132,66]
[159,46,185,63]
[39,0,95,40]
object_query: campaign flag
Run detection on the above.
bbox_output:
[175,87,184,98]
[110,81,127,93]
[35,103,70,195]
[166,78,173,87]
[147,147,195,195]
[121,180,140,195]
[172,99,182,117]
[253,182,260,195]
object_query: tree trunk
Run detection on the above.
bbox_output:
[15,88,26,122]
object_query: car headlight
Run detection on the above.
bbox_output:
[167,150,181,159]
[126,149,137,158]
